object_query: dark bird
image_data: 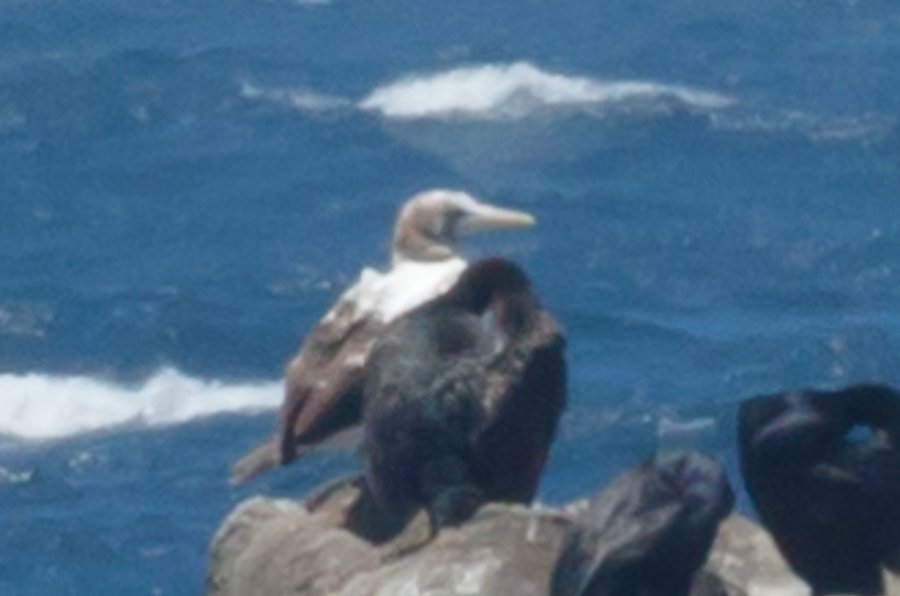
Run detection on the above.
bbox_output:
[738,383,900,595]
[360,257,566,540]
[230,190,535,483]
[552,450,735,596]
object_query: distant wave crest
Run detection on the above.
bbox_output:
[244,61,892,143]
[0,369,280,441]
[358,61,735,120]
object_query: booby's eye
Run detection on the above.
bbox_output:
[435,208,466,239]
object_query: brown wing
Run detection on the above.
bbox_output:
[230,290,386,484]
[471,312,567,503]
[278,311,385,460]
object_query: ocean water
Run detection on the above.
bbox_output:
[2,0,900,593]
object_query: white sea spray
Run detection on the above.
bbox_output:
[0,368,280,440]
[358,61,734,120]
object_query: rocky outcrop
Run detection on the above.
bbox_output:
[206,477,900,596]
[208,479,574,596]
[696,514,809,596]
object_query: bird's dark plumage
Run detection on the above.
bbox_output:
[738,383,900,596]
[551,450,735,596]
[360,257,566,539]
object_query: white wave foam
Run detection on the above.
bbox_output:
[711,108,896,142]
[239,81,350,111]
[358,62,734,120]
[0,368,281,441]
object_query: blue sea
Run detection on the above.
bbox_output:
[2,0,900,593]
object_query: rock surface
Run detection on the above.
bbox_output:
[207,494,380,596]
[207,483,900,596]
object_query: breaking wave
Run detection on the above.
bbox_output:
[357,61,735,120]
[241,61,893,144]
[239,61,734,121]
[0,368,280,441]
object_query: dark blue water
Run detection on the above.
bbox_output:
[2,0,900,593]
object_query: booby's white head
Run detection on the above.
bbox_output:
[391,189,535,265]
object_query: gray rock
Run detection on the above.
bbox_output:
[207,487,899,596]
[339,505,573,596]
[698,514,809,596]
[207,493,380,596]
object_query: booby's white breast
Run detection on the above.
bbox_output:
[321,257,467,328]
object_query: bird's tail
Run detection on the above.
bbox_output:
[229,440,281,485]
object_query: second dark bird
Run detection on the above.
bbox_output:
[551,450,734,596]
[739,383,900,596]
[360,257,567,540]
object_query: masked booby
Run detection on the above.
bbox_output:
[230,190,535,484]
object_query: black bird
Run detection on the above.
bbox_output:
[738,383,900,595]
[360,257,566,540]
[229,191,535,483]
[552,450,735,596]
